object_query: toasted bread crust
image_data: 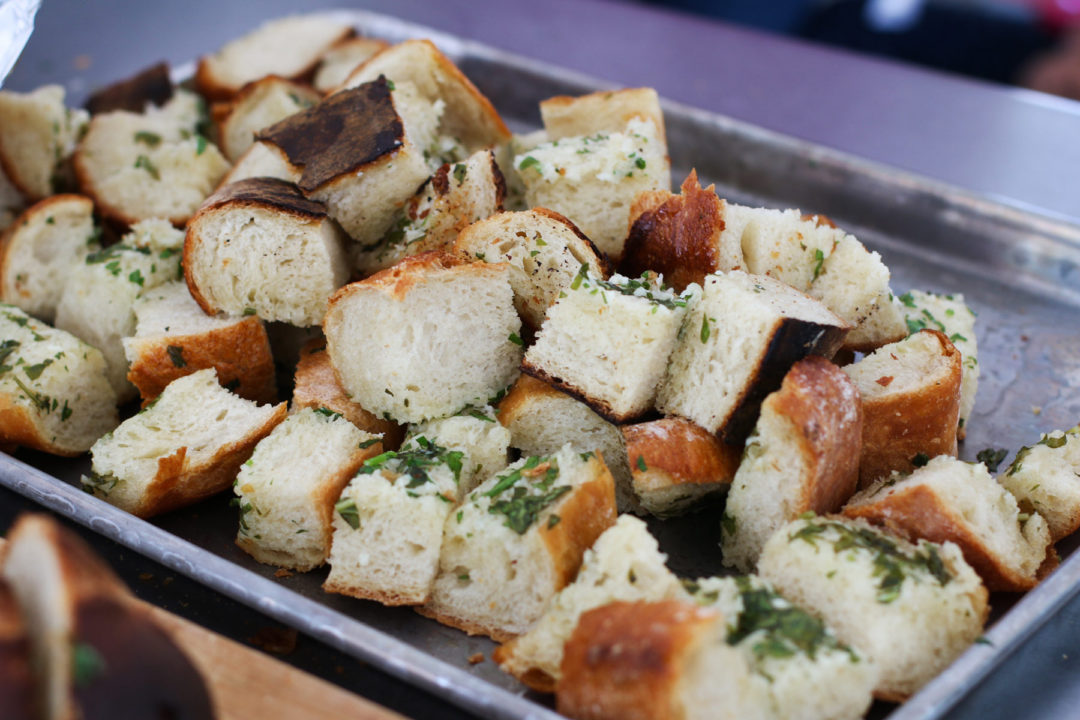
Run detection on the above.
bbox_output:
[518,362,636,425]
[328,250,470,305]
[540,454,618,589]
[620,171,724,292]
[622,416,741,501]
[195,176,327,219]
[412,605,519,643]
[540,88,666,144]
[557,600,719,720]
[0,397,81,457]
[495,373,563,423]
[84,62,173,115]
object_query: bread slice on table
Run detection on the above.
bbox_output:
[217,141,299,187]
[2,514,213,720]
[0,579,34,720]
[657,271,850,444]
[497,374,637,514]
[185,177,349,326]
[523,269,696,423]
[74,107,229,227]
[494,515,684,692]
[419,445,617,641]
[556,599,773,720]
[622,416,741,518]
[841,289,907,354]
[324,251,522,424]
[323,435,464,605]
[405,404,510,494]
[1000,425,1080,542]
[684,575,876,720]
[84,61,174,115]
[841,329,961,486]
[0,304,118,456]
[55,222,185,403]
[194,15,354,101]
[233,407,382,571]
[339,38,511,154]
[123,280,277,406]
[844,454,1053,592]
[0,85,88,202]
[85,368,286,518]
[454,208,609,329]
[212,76,321,163]
[256,77,442,246]
[0,194,98,324]
[620,170,741,291]
[721,356,863,573]
[354,149,505,275]
[898,290,979,438]
[313,37,389,93]
[757,515,988,701]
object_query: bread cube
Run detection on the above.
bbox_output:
[84,61,174,115]
[722,356,863,572]
[85,369,286,518]
[622,416,741,518]
[1000,425,1080,542]
[323,436,464,605]
[122,281,276,406]
[0,304,118,455]
[194,15,354,101]
[218,140,299,187]
[898,290,979,437]
[418,445,617,640]
[354,149,505,275]
[313,37,389,93]
[842,289,907,353]
[494,515,683,692]
[212,76,321,162]
[0,194,98,324]
[524,269,696,423]
[405,404,510,494]
[496,374,637,513]
[185,177,350,326]
[842,329,961,485]
[540,87,666,142]
[657,271,850,443]
[844,455,1052,591]
[758,515,988,700]
[324,251,522,423]
[454,207,609,329]
[257,78,442,246]
[0,85,88,201]
[233,407,382,570]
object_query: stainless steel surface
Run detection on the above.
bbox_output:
[2,8,1079,720]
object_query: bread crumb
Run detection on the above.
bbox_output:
[1032,406,1042,416]
[468,652,485,665]
[274,568,294,579]
[875,375,894,387]
[248,626,298,656]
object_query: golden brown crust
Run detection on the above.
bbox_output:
[0,396,80,457]
[0,581,33,720]
[0,194,95,307]
[856,330,961,486]
[327,250,480,305]
[292,338,404,449]
[540,88,666,144]
[620,170,724,292]
[557,600,719,720]
[622,416,741,496]
[495,374,565,428]
[322,579,428,607]
[540,454,618,590]
[132,402,287,518]
[126,317,278,407]
[412,605,519,644]
[84,62,174,115]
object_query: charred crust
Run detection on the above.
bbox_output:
[198,177,327,219]
[489,153,507,211]
[84,62,174,115]
[257,77,403,193]
[430,165,450,196]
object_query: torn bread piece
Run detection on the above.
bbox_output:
[657,271,850,444]
[0,169,24,233]
[234,407,382,571]
[257,77,442,246]
[494,515,684,692]
[454,208,609,329]
[405,404,511,494]
[185,177,350,326]
[212,76,321,163]
[85,368,286,518]
[323,252,521,424]
[0,85,88,201]
[622,416,741,518]
[497,374,636,514]
[418,445,617,641]
[123,280,277,406]
[2,514,213,720]
[0,304,118,456]
[1000,425,1080,542]
[218,140,299,187]
[721,356,863,573]
[557,600,772,720]
[323,435,464,605]
[313,37,389,92]
[842,290,907,353]
[0,194,98,324]
[524,269,696,423]
[758,515,987,701]
[898,290,979,438]
[194,15,354,101]
[354,149,505,275]
[0,579,33,720]
[540,88,666,143]
[844,455,1052,592]
[84,61,174,115]
[842,329,961,486]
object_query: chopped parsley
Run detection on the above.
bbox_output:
[134,154,160,180]
[359,436,464,488]
[517,155,540,172]
[1008,430,1074,476]
[636,455,648,472]
[508,332,524,346]
[128,269,145,286]
[911,452,931,467]
[452,163,467,184]
[166,345,186,368]
[195,134,209,155]
[335,498,361,530]
[134,130,162,147]
[975,448,1008,473]
[313,407,342,420]
[72,642,106,688]
[811,248,825,281]
[23,359,52,380]
[700,316,711,343]
[484,455,570,535]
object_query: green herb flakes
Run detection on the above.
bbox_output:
[134,154,160,180]
[335,498,361,530]
[134,130,162,147]
[975,448,1008,472]
[167,345,186,367]
[72,642,106,688]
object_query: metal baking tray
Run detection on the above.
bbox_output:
[3,8,1080,720]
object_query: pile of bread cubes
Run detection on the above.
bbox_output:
[0,14,1078,720]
